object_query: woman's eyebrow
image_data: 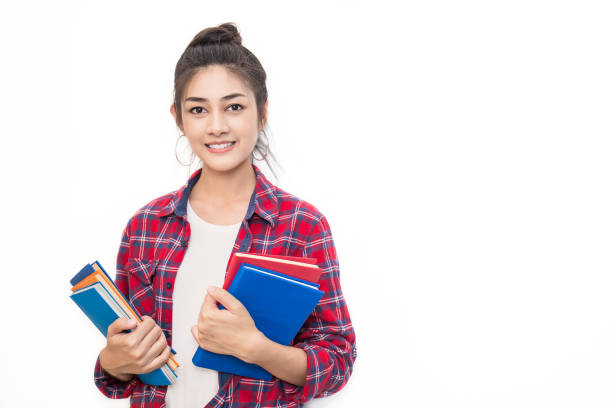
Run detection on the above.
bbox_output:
[184,93,246,103]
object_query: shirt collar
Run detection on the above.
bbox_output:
[158,163,279,228]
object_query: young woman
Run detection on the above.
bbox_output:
[95,22,356,408]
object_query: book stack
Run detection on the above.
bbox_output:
[69,261,179,386]
[192,252,325,380]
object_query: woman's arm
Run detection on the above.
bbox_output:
[278,215,358,403]
[192,287,308,387]
[193,214,356,400]
[243,332,308,387]
[93,222,140,398]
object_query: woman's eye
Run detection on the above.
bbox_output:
[189,105,242,114]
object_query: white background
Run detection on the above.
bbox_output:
[1,1,611,407]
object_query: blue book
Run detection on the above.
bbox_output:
[192,263,324,380]
[69,261,178,386]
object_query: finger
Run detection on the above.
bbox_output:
[142,330,169,368]
[107,317,137,337]
[201,291,218,314]
[191,325,213,351]
[190,325,199,344]
[142,344,171,373]
[138,322,165,354]
[207,286,243,313]
[129,315,157,346]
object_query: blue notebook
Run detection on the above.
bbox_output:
[192,263,324,380]
[70,261,178,386]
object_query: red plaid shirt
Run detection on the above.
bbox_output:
[93,163,357,407]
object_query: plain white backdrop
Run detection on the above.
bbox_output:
[1,1,611,407]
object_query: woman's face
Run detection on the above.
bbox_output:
[172,64,266,175]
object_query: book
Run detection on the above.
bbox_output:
[192,260,324,380]
[69,261,179,386]
[70,261,180,374]
[222,252,322,291]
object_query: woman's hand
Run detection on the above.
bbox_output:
[191,286,309,386]
[191,286,265,363]
[100,315,172,380]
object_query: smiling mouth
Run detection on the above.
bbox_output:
[205,141,236,148]
[205,141,236,147]
[204,141,237,153]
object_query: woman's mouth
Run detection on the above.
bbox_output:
[205,141,236,153]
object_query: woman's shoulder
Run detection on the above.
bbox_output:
[122,189,181,231]
[256,165,326,224]
[272,183,327,226]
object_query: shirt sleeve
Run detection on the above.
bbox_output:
[279,215,358,404]
[93,221,140,398]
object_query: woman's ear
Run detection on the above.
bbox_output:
[260,100,269,131]
[170,103,184,133]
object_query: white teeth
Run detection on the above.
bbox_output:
[208,142,234,149]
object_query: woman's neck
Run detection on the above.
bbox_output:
[190,160,257,205]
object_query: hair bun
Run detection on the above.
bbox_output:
[188,22,242,48]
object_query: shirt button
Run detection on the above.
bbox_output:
[180,240,188,247]
[166,282,172,289]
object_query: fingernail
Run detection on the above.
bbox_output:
[207,285,215,294]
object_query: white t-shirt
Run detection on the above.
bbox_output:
[165,198,242,408]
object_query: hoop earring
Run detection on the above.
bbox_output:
[175,133,195,166]
[252,130,269,161]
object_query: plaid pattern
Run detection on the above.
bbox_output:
[93,163,357,407]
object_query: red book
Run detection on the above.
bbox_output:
[222,252,323,290]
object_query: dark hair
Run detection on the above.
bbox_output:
[173,22,280,179]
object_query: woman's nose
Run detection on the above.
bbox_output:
[207,109,229,135]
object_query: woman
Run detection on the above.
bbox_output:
[95,22,356,408]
